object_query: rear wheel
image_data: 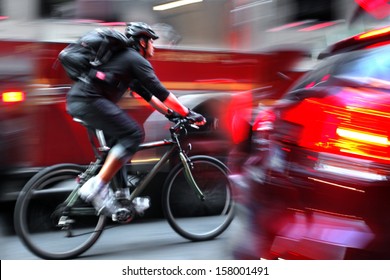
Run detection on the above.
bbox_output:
[14,164,106,259]
[162,155,234,241]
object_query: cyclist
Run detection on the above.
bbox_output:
[66,22,206,220]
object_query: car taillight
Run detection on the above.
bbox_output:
[281,96,390,163]
[336,127,389,146]
[356,26,390,40]
[334,127,390,161]
[1,91,25,104]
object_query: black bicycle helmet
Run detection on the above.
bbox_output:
[125,22,159,40]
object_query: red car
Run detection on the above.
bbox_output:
[229,25,390,259]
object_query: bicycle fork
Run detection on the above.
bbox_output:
[173,134,205,201]
[178,151,205,201]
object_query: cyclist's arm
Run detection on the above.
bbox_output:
[148,95,171,115]
[162,92,189,116]
[130,55,190,117]
[164,94,206,125]
[149,94,190,118]
[131,58,171,102]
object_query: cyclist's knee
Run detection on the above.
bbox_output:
[114,130,144,160]
[110,143,136,163]
[135,128,145,145]
[127,129,144,151]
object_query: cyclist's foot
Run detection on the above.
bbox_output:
[115,187,130,201]
[132,196,151,215]
[114,187,150,215]
[79,176,106,202]
[78,176,118,218]
[111,197,150,223]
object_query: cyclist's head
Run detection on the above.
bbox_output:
[125,22,159,56]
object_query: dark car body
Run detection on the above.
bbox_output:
[229,26,390,259]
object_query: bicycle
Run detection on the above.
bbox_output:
[13,115,234,259]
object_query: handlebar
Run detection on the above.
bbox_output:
[169,117,199,132]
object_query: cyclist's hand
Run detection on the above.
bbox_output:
[165,109,182,122]
[186,109,206,126]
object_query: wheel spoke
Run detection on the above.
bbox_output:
[163,156,234,241]
[14,164,106,259]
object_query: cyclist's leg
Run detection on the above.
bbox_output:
[67,97,144,217]
[104,137,131,199]
[111,166,129,193]
[70,97,143,175]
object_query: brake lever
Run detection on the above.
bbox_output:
[190,124,199,129]
[184,117,199,129]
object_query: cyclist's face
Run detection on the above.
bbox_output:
[145,39,155,58]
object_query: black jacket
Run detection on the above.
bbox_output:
[67,47,170,103]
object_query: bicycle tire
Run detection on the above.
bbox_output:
[162,155,234,241]
[14,163,106,259]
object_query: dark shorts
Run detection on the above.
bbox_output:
[66,96,144,157]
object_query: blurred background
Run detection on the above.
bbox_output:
[2,0,390,259]
[0,0,386,50]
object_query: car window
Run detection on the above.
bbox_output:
[334,46,390,81]
[284,45,390,100]
[286,56,338,93]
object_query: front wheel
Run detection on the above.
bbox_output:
[14,164,106,259]
[162,155,234,241]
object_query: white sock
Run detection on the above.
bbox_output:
[94,176,108,192]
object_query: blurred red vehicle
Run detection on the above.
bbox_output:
[229,25,390,260]
[0,23,305,227]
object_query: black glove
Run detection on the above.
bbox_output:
[186,109,206,124]
[165,109,182,122]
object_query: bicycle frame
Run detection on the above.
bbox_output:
[62,118,204,217]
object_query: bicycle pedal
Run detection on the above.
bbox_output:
[115,188,131,201]
[112,207,134,224]
[132,197,151,215]
[117,198,132,208]
[57,216,75,227]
